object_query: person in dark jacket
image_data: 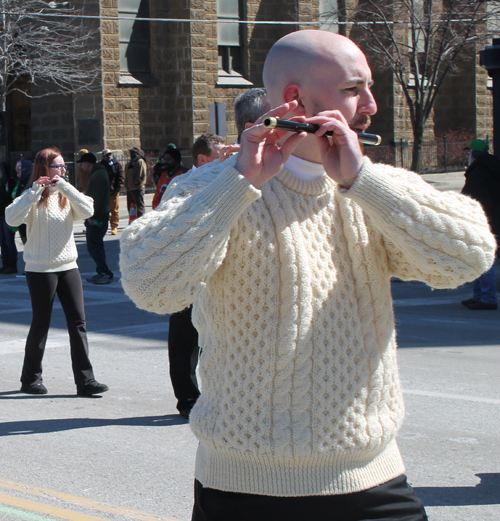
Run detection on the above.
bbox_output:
[153,143,178,185]
[461,138,500,310]
[125,146,147,220]
[78,152,113,285]
[100,149,124,235]
[0,162,18,273]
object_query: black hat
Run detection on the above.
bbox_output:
[77,152,97,164]
[164,147,182,164]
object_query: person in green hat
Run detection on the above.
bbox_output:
[461,138,500,310]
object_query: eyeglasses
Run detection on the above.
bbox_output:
[49,164,67,171]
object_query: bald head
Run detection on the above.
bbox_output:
[263,30,370,111]
[262,30,377,162]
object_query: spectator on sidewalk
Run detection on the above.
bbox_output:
[76,148,90,191]
[6,147,108,396]
[151,147,187,210]
[101,149,124,235]
[78,152,113,285]
[121,30,495,521]
[125,146,147,219]
[153,143,178,186]
[461,138,500,310]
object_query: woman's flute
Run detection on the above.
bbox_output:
[263,117,382,146]
[42,176,69,187]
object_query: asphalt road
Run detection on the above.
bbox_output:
[1,177,499,521]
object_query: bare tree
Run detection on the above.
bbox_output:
[322,0,500,172]
[0,0,100,112]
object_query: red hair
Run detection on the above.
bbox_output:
[28,148,67,208]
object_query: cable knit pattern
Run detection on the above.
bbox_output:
[120,156,496,496]
[5,179,93,272]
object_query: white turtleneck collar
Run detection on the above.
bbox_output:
[284,154,325,181]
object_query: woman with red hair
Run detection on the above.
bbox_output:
[6,148,109,396]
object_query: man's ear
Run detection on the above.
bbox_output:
[197,153,207,166]
[282,84,306,116]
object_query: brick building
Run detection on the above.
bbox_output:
[6,0,495,172]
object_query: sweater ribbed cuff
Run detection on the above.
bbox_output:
[341,160,408,221]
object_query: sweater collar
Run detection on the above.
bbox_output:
[275,160,335,196]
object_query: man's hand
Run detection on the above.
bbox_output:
[235,101,308,188]
[306,111,364,189]
[219,144,240,164]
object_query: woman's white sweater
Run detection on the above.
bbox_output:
[6,179,93,272]
[120,156,495,496]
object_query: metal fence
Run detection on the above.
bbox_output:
[364,137,475,173]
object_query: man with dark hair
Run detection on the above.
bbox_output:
[78,152,113,285]
[101,149,124,235]
[234,88,271,141]
[191,134,225,168]
[461,138,500,310]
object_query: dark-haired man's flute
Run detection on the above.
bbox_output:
[263,117,382,146]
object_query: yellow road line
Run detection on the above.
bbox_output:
[0,480,182,521]
[0,493,112,521]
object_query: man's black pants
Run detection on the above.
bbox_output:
[22,269,95,389]
[168,306,200,412]
[192,474,428,521]
[85,218,112,276]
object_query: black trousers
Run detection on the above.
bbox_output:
[168,306,200,412]
[192,475,428,521]
[22,269,95,389]
[85,218,112,275]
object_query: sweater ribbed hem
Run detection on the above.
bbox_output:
[25,261,78,273]
[194,439,405,497]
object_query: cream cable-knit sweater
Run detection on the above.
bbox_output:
[6,179,93,273]
[120,156,495,496]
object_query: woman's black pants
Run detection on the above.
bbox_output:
[21,269,95,389]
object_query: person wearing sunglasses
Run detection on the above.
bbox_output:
[5,147,109,397]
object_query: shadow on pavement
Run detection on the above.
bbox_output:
[415,473,500,506]
[0,414,186,436]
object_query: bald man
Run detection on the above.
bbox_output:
[120,31,495,521]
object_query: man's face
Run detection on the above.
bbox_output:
[198,143,225,167]
[206,143,225,164]
[307,50,377,132]
[163,153,178,170]
[80,161,93,173]
[104,153,112,163]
